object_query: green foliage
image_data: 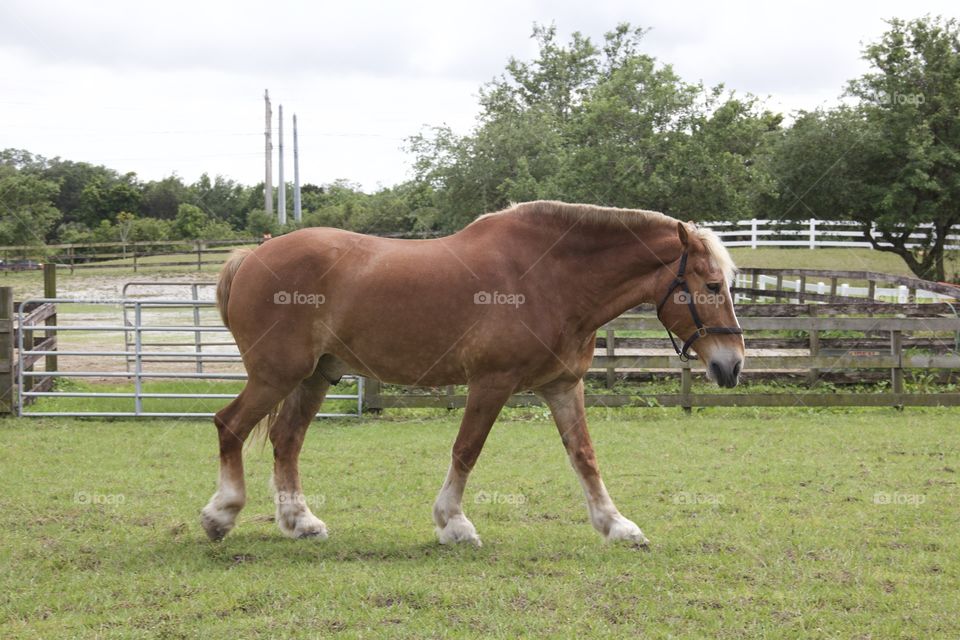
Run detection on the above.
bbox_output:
[172,203,208,239]
[0,172,62,246]
[409,23,780,228]
[773,16,960,281]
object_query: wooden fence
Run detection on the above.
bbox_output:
[362,307,960,411]
[0,266,57,414]
[733,268,960,304]
[0,239,255,273]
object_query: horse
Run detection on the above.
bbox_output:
[201,201,744,546]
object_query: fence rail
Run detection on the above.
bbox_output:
[702,218,960,250]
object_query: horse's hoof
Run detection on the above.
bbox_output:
[605,516,650,547]
[436,514,482,547]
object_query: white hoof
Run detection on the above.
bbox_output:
[436,514,482,547]
[201,500,239,541]
[277,509,328,540]
[605,516,650,546]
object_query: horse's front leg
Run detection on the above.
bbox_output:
[433,380,514,547]
[538,380,649,545]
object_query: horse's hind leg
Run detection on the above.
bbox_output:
[269,371,331,539]
[433,380,514,546]
[537,380,649,546]
[201,378,289,541]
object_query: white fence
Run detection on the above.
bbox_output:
[702,219,960,250]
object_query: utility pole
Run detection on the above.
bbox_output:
[293,113,302,222]
[264,90,273,217]
[278,104,286,225]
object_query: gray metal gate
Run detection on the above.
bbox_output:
[16,296,363,418]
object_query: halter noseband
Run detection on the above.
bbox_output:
[655,251,743,362]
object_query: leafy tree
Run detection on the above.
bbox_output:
[245,209,278,236]
[0,172,63,246]
[410,23,778,227]
[172,203,208,239]
[773,16,960,281]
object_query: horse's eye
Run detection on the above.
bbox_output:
[707,282,721,293]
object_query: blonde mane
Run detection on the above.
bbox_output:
[475,200,737,282]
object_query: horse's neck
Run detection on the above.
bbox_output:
[489,214,679,333]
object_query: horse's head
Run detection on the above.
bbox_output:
[655,222,745,388]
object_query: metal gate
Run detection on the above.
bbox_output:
[16,296,363,418]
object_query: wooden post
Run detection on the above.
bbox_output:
[43,264,57,376]
[0,287,12,414]
[680,361,692,414]
[750,270,758,303]
[891,330,903,409]
[775,273,783,302]
[68,246,75,275]
[605,327,616,389]
[867,279,876,301]
[908,287,916,304]
[829,277,838,301]
[362,377,383,413]
[133,243,138,273]
[798,274,807,304]
[196,241,202,271]
[808,304,820,386]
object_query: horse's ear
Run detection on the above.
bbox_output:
[677,222,690,249]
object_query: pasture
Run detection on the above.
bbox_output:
[2,407,958,638]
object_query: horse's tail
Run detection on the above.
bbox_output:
[216,248,252,331]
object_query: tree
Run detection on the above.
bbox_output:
[0,173,62,246]
[410,23,778,228]
[173,203,208,239]
[117,211,135,257]
[773,16,960,281]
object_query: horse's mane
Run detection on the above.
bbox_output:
[474,200,737,281]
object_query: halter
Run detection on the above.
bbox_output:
[655,251,743,361]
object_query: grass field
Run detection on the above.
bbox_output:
[2,408,958,638]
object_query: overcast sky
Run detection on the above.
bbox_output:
[1,0,955,191]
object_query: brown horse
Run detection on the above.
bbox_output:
[201,201,744,546]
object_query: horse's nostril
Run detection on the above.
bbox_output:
[733,361,742,378]
[710,362,722,380]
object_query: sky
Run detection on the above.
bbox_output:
[1,0,956,191]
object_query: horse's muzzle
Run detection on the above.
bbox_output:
[708,357,742,388]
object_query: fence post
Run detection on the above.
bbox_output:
[43,264,57,376]
[890,330,903,408]
[867,279,876,301]
[798,275,806,304]
[807,304,820,386]
[133,242,138,273]
[775,273,783,302]
[605,327,616,389]
[750,219,758,249]
[0,287,12,414]
[680,361,692,414]
[362,377,383,413]
[196,241,202,271]
[808,218,816,249]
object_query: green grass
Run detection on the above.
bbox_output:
[1,408,958,638]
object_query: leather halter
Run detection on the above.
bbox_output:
[655,251,743,361]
